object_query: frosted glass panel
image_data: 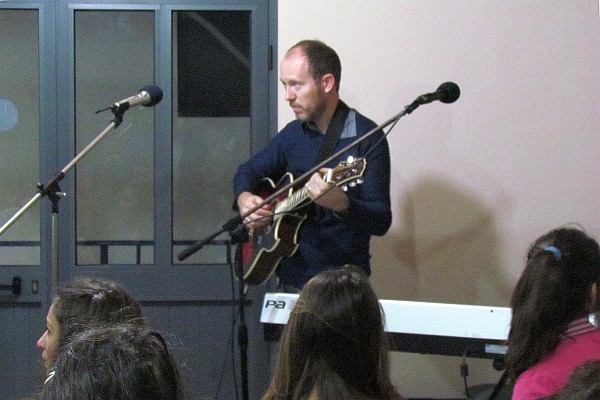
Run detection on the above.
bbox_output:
[172,10,251,264]
[0,9,40,265]
[74,10,155,265]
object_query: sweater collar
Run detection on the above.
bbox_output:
[565,315,598,337]
[301,100,349,133]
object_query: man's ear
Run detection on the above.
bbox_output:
[320,73,336,94]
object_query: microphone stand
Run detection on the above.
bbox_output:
[178,98,425,400]
[0,107,127,295]
[229,224,250,400]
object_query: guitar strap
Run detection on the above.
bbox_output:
[314,100,350,164]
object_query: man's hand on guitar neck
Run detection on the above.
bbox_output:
[305,168,350,214]
[237,191,273,228]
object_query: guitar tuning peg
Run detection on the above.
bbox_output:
[342,185,348,192]
[349,182,357,188]
[356,179,364,185]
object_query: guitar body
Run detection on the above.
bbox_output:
[237,211,306,285]
[235,172,306,285]
[235,157,366,285]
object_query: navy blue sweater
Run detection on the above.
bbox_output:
[233,106,392,288]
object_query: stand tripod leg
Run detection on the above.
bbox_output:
[51,210,59,296]
[227,233,250,400]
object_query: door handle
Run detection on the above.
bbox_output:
[0,276,21,296]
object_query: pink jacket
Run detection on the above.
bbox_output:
[512,318,600,400]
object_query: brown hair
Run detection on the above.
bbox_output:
[53,277,144,351]
[263,265,403,400]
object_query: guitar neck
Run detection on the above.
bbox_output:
[274,187,309,217]
[271,158,365,219]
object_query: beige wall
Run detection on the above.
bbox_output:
[278,1,600,398]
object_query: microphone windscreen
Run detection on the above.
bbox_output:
[140,85,163,107]
[438,82,460,104]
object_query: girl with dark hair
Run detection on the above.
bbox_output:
[506,227,600,399]
[263,265,404,400]
[41,323,182,400]
[36,277,144,374]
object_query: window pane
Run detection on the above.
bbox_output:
[176,11,250,117]
[172,10,251,264]
[0,9,40,265]
[74,10,155,265]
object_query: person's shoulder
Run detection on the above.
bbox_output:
[272,119,315,147]
[513,367,559,400]
[351,108,375,123]
[350,108,378,132]
[279,119,303,134]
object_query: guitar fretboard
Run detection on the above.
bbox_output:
[274,188,308,220]
[271,158,365,221]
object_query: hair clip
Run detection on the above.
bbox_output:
[545,246,561,261]
[44,369,56,385]
[92,291,105,302]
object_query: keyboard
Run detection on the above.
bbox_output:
[261,292,511,359]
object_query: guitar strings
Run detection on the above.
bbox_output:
[279,117,396,216]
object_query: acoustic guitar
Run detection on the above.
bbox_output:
[235,157,366,285]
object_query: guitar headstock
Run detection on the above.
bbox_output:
[326,156,367,191]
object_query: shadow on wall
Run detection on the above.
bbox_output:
[371,176,514,398]
[371,175,513,307]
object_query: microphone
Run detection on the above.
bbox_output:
[97,85,164,114]
[415,82,461,105]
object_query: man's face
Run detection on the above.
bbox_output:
[36,304,60,372]
[280,48,327,126]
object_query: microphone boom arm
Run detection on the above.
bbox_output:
[0,116,122,237]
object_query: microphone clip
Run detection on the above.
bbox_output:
[93,104,126,127]
[109,106,127,127]
[94,102,130,118]
[95,106,111,114]
[404,99,422,115]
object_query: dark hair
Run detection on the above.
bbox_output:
[263,265,403,400]
[505,227,600,379]
[42,324,182,400]
[53,278,144,351]
[289,40,342,91]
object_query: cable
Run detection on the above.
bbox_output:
[212,250,240,400]
[461,350,472,400]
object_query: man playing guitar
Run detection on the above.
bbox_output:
[233,40,392,291]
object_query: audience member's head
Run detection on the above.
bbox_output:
[41,323,182,400]
[505,226,600,379]
[37,277,144,372]
[263,264,404,400]
[551,360,600,399]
